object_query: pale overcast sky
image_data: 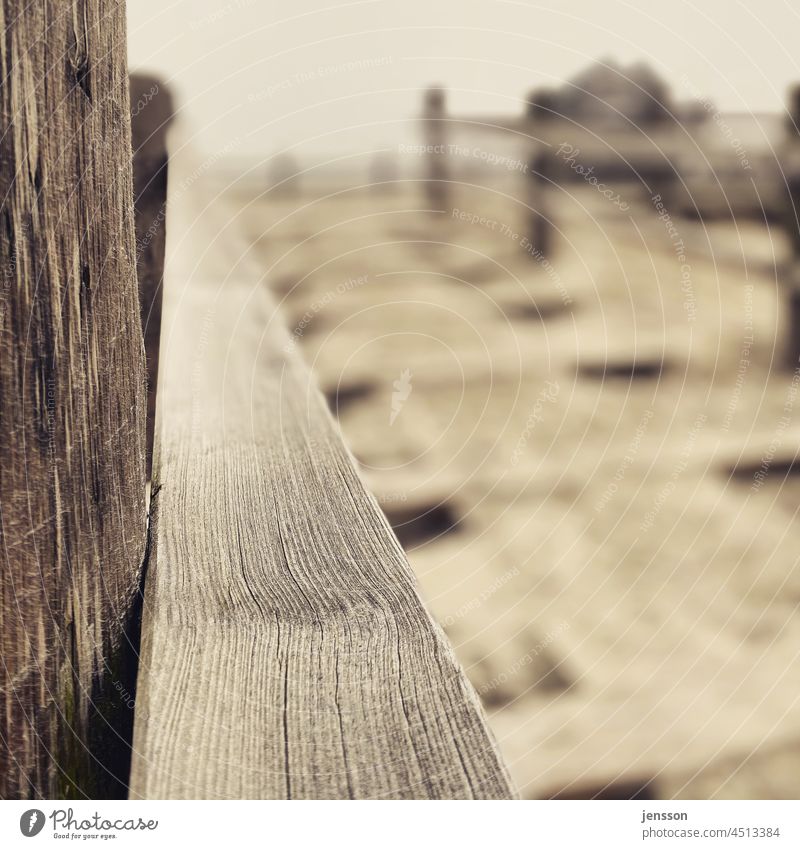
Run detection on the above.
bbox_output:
[127,0,800,158]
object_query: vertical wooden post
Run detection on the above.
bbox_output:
[525,87,558,124]
[265,152,300,195]
[528,147,554,258]
[422,86,448,209]
[783,85,800,370]
[785,84,800,139]
[786,267,800,371]
[0,0,147,798]
[525,89,559,258]
[130,74,173,477]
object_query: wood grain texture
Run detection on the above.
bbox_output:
[129,149,514,799]
[0,0,147,798]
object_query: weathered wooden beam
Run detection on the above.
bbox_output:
[129,148,514,799]
[0,0,147,798]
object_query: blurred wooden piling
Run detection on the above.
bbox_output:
[423,86,449,208]
[525,87,559,124]
[528,149,553,258]
[781,84,800,370]
[266,152,301,195]
[526,90,559,258]
[130,74,173,476]
[0,0,147,798]
[785,267,800,371]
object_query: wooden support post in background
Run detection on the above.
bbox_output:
[130,74,173,477]
[423,86,449,209]
[783,84,800,370]
[525,90,559,259]
[785,265,800,371]
[528,147,554,259]
[265,152,301,196]
[0,0,148,798]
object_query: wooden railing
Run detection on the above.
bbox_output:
[125,145,513,799]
